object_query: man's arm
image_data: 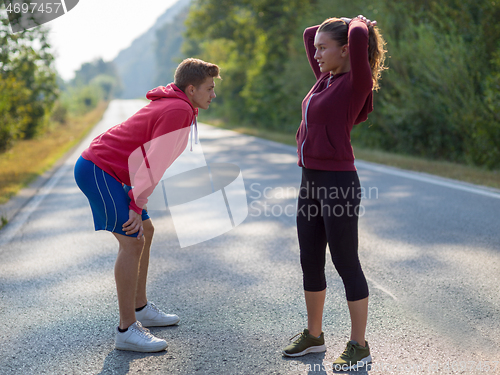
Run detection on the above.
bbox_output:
[128,109,192,213]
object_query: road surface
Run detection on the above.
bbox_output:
[1,100,499,375]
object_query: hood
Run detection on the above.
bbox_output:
[146,83,198,115]
[354,92,373,125]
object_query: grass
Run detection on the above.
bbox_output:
[0,102,109,206]
[199,115,500,190]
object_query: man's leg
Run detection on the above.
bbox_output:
[136,218,154,309]
[113,232,145,330]
[113,229,169,352]
[133,218,180,327]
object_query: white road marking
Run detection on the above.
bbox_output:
[0,101,146,249]
[356,160,500,200]
[365,275,398,300]
[0,162,72,249]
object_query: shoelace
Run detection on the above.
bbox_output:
[131,321,154,339]
[289,332,306,344]
[341,342,356,358]
[148,302,161,314]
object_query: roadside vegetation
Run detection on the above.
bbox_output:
[186,0,500,173]
[0,11,120,209]
[0,102,108,205]
[1,0,499,218]
[199,114,500,190]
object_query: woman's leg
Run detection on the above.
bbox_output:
[305,289,326,337]
[348,297,369,346]
[297,169,328,336]
[329,221,369,345]
[323,171,369,345]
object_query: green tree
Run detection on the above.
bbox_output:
[71,58,122,97]
[1,5,58,149]
[185,0,315,128]
[0,75,31,151]
[352,0,500,168]
[185,0,500,168]
[155,7,188,85]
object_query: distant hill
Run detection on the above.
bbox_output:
[113,0,191,99]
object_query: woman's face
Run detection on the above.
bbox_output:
[314,31,347,74]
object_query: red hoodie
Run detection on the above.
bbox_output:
[296,19,373,171]
[82,84,196,214]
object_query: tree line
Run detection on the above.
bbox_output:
[0,5,120,153]
[184,0,500,169]
[2,0,499,169]
[0,14,56,152]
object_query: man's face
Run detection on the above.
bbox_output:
[189,77,216,110]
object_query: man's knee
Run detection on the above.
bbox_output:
[115,233,145,256]
[129,236,145,252]
[143,219,154,239]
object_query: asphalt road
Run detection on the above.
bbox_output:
[0,100,499,375]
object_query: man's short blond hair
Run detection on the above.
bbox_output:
[174,58,220,92]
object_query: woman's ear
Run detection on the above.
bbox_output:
[342,44,349,56]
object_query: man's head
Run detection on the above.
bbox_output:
[174,58,220,110]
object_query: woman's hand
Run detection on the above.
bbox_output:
[340,17,352,25]
[123,209,144,239]
[356,14,377,27]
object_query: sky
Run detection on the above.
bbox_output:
[44,0,180,80]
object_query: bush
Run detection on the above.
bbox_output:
[1,18,58,150]
[184,0,500,169]
[0,76,32,151]
[50,100,68,124]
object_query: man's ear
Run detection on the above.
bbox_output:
[186,84,196,96]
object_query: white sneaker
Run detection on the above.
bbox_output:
[136,302,180,327]
[115,321,168,352]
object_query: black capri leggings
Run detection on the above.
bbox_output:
[297,167,369,301]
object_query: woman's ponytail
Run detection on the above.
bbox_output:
[319,18,387,90]
[367,25,388,91]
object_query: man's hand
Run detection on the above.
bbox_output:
[123,209,144,239]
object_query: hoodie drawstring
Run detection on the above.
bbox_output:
[190,116,198,151]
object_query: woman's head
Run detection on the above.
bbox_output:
[314,20,350,76]
[317,17,387,90]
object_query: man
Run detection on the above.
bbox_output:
[74,58,220,352]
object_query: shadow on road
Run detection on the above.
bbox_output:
[281,352,372,374]
[96,349,170,375]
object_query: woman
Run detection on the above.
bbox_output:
[282,15,386,370]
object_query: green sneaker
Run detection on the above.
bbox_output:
[282,329,326,357]
[333,340,372,371]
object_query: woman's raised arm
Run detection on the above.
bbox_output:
[348,17,373,93]
[303,25,323,80]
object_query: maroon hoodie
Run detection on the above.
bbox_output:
[82,84,197,213]
[296,18,373,171]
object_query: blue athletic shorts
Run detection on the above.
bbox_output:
[74,156,150,237]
